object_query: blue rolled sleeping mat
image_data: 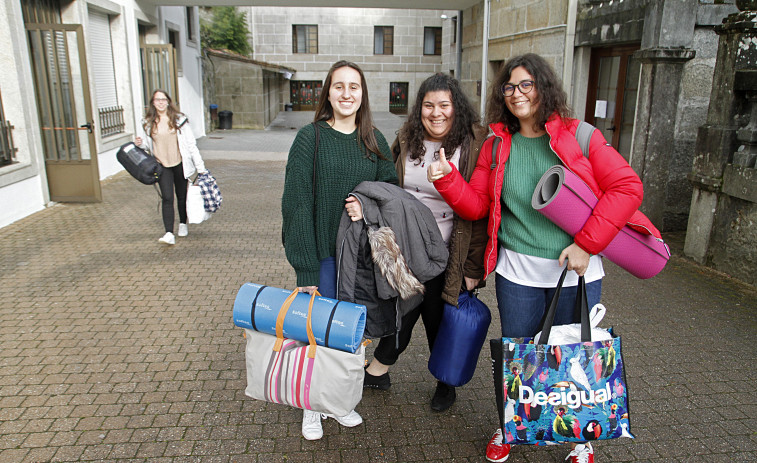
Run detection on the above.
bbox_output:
[232,283,366,353]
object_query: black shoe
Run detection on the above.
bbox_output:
[430,381,456,412]
[363,367,391,390]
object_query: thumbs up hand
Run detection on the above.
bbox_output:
[427,148,452,183]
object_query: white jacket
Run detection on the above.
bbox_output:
[137,115,206,179]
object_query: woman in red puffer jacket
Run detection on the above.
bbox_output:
[427,53,660,463]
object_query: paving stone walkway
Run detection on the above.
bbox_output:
[1,112,755,462]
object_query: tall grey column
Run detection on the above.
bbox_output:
[684,1,757,286]
[630,0,697,229]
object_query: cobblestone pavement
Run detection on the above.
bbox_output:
[1,112,756,462]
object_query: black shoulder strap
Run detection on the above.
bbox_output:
[490,137,500,169]
[575,121,596,159]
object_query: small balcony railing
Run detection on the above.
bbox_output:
[98,105,125,138]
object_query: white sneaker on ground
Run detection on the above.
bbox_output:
[323,409,363,427]
[301,409,323,440]
[178,223,188,237]
[158,232,175,245]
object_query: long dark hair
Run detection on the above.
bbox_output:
[314,60,383,159]
[485,53,572,133]
[402,73,480,164]
[143,89,184,135]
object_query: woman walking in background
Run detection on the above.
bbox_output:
[281,60,398,440]
[136,89,206,245]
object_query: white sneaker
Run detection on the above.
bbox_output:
[301,409,323,440]
[158,232,175,245]
[178,223,188,237]
[323,409,363,427]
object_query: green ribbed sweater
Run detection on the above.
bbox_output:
[498,133,572,259]
[282,121,398,286]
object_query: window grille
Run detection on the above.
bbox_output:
[98,106,125,138]
[0,91,17,167]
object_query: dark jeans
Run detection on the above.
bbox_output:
[157,163,188,233]
[318,257,337,298]
[495,273,602,338]
[373,273,446,366]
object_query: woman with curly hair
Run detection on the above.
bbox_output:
[428,53,659,463]
[361,73,489,413]
[136,89,206,245]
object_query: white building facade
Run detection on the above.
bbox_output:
[1,0,205,228]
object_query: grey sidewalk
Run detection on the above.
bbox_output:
[197,111,406,161]
[1,111,756,462]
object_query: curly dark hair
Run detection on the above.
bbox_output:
[485,53,572,133]
[401,73,480,165]
[314,60,385,160]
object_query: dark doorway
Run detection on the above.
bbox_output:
[389,82,408,115]
[584,45,640,159]
[290,81,322,111]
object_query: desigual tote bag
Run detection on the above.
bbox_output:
[491,268,634,445]
[243,289,365,417]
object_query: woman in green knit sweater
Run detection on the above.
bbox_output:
[281,60,398,441]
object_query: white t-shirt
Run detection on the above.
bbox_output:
[495,247,605,288]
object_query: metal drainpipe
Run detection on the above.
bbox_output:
[563,0,578,105]
[480,0,490,120]
[456,10,463,79]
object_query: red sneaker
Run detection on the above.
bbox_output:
[485,428,511,462]
[566,443,594,463]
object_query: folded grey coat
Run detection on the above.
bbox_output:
[336,181,449,339]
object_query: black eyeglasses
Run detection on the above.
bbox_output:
[502,80,535,97]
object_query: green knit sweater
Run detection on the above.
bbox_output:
[282,121,398,286]
[498,133,572,259]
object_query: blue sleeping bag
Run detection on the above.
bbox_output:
[428,291,492,387]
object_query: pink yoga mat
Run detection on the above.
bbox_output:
[531,165,670,279]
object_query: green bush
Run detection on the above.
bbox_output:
[201,7,252,56]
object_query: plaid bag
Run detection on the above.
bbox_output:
[197,171,222,212]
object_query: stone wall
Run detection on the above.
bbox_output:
[203,50,293,130]
[460,0,570,116]
[244,7,457,112]
[685,5,757,287]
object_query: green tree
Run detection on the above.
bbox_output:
[201,7,252,56]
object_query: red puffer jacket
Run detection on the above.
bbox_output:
[433,114,662,278]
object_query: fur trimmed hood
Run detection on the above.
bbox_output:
[367,226,425,300]
[336,181,448,338]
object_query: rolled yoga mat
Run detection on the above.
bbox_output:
[531,165,670,279]
[233,283,366,353]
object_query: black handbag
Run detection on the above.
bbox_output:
[116,142,163,185]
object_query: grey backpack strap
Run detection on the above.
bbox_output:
[575,121,596,159]
[490,137,501,169]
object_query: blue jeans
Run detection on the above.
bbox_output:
[495,273,602,338]
[318,257,337,299]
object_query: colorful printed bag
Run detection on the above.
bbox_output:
[491,268,633,445]
[243,289,365,417]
